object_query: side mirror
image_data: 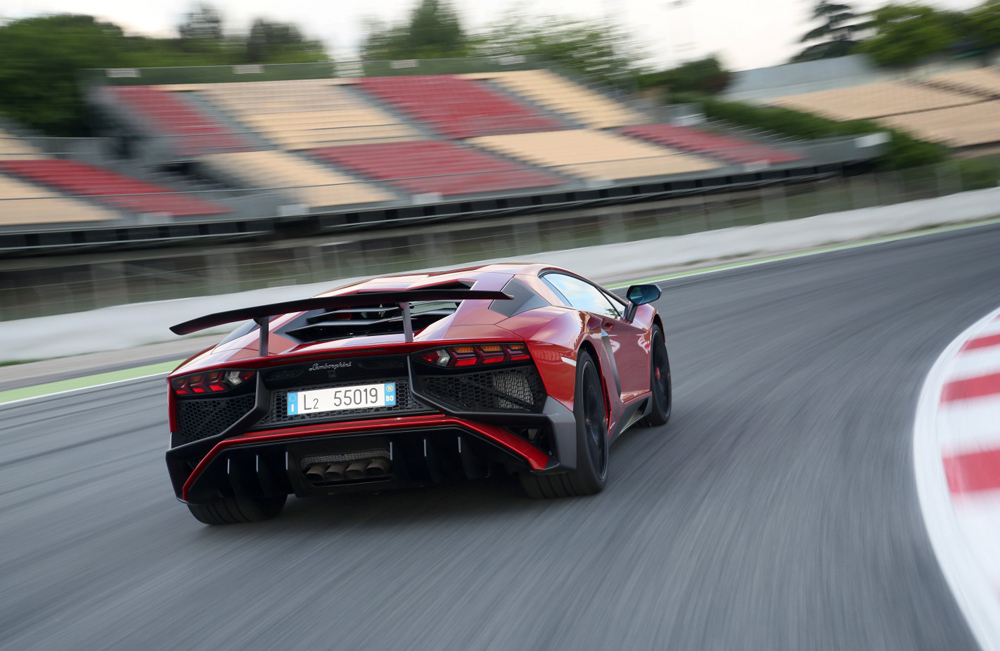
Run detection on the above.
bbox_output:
[623,284,661,322]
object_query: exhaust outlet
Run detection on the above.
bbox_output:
[345,460,368,480]
[366,457,390,477]
[324,461,348,482]
[304,463,327,482]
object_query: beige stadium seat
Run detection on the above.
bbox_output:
[0,128,47,160]
[878,101,1000,147]
[925,69,1000,99]
[470,129,719,181]
[200,150,393,209]
[159,84,205,93]
[0,175,116,225]
[768,81,979,120]
[181,79,421,149]
[463,70,647,129]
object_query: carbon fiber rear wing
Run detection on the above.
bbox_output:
[170,289,512,354]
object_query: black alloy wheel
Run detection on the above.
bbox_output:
[519,350,608,498]
[643,325,672,427]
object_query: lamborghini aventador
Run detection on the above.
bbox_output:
[166,263,671,524]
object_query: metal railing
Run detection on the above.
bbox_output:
[1,158,997,321]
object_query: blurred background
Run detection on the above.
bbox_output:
[0,0,997,321]
[3,3,1000,650]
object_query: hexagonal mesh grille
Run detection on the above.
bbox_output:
[421,367,545,412]
[175,394,256,445]
[261,377,422,426]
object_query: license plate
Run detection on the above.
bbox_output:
[287,383,396,416]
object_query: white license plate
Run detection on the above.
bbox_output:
[287,383,396,416]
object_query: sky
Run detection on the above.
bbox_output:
[0,0,986,71]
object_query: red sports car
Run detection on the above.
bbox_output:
[166,263,671,525]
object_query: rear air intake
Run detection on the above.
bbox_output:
[417,367,546,413]
[173,393,256,446]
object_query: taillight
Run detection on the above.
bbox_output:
[415,343,531,368]
[172,369,254,396]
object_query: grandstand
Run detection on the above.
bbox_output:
[168,80,422,150]
[0,174,116,226]
[923,68,1000,99]
[0,61,879,253]
[461,69,647,129]
[0,127,46,160]
[104,85,251,157]
[471,130,720,181]
[760,67,1000,149]
[620,124,803,165]
[767,81,979,121]
[877,102,1000,148]
[201,150,393,209]
[310,140,567,197]
[0,159,230,217]
[355,75,567,138]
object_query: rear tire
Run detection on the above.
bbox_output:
[187,494,287,525]
[642,325,672,427]
[520,350,608,498]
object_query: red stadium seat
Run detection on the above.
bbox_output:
[620,124,802,165]
[0,160,231,217]
[356,76,565,139]
[109,86,250,156]
[310,141,565,196]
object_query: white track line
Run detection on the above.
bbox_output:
[914,305,1000,651]
[0,372,168,409]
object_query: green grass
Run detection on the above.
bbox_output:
[0,360,181,405]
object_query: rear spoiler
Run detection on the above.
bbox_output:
[170,289,512,354]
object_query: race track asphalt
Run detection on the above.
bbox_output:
[4,223,1000,650]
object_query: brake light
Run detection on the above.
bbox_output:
[415,344,531,368]
[172,369,254,396]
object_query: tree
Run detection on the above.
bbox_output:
[178,3,223,42]
[0,13,329,135]
[481,14,641,86]
[793,1,865,62]
[245,19,327,63]
[637,56,731,95]
[859,5,956,66]
[969,0,1000,50]
[0,15,127,136]
[361,0,471,60]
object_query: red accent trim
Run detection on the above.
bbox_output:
[167,380,178,433]
[181,414,549,500]
[170,339,525,379]
[962,333,1000,352]
[943,447,1000,494]
[941,373,1000,402]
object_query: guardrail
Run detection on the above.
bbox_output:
[2,158,997,321]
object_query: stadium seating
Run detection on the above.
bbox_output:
[200,150,393,208]
[620,124,803,165]
[108,86,250,156]
[0,174,116,225]
[767,81,980,120]
[470,130,719,181]
[463,70,647,129]
[178,80,421,149]
[923,68,1000,99]
[878,101,1000,147]
[310,140,566,197]
[0,128,46,160]
[356,76,566,139]
[0,160,231,217]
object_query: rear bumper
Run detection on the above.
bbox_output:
[166,398,577,504]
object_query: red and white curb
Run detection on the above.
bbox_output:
[915,306,1000,651]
